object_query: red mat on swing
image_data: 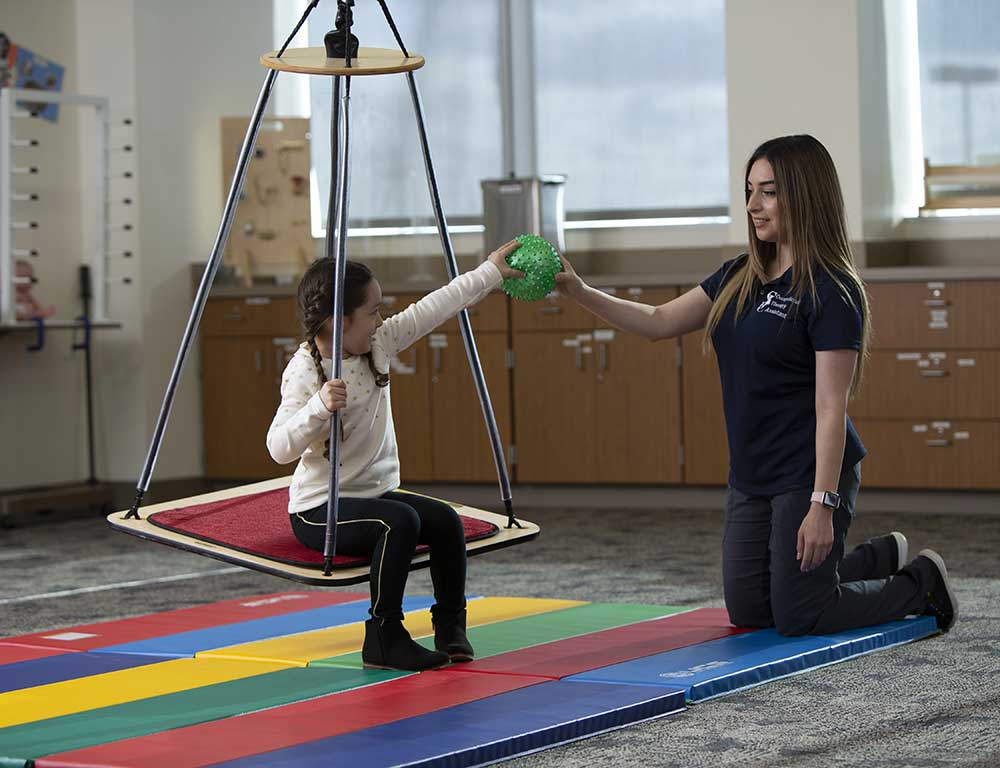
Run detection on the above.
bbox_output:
[147,487,499,569]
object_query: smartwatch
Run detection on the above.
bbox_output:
[810,491,841,510]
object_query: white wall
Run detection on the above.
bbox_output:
[132,0,273,480]
[1,0,274,490]
[73,0,144,486]
[0,0,87,491]
[724,0,865,250]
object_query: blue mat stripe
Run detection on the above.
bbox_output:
[208,681,686,768]
[0,652,175,694]
[568,616,937,701]
[92,597,436,658]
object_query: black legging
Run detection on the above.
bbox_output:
[291,492,467,622]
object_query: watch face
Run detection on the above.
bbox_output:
[824,492,841,509]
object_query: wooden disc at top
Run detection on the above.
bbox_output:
[261,46,424,76]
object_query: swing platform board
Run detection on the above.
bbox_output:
[261,46,424,77]
[107,476,539,586]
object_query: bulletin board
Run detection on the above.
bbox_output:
[0,32,66,122]
[221,117,313,285]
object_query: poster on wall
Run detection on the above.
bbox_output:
[0,32,65,123]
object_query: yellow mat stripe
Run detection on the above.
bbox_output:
[197,597,585,667]
[0,657,287,728]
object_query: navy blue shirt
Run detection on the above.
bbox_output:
[700,254,867,496]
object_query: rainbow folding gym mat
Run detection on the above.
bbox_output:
[0,592,939,768]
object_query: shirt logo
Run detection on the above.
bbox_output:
[756,290,799,319]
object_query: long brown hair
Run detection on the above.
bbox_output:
[703,134,871,397]
[297,258,388,457]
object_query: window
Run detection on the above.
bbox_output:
[918,0,1000,166]
[533,0,728,218]
[307,2,503,232]
[289,1,730,234]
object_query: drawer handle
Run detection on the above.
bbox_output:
[923,299,950,307]
[925,439,951,448]
[919,370,949,378]
[539,306,563,315]
[223,312,244,321]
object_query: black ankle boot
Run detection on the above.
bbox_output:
[433,609,474,663]
[362,618,450,671]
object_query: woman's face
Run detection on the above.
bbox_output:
[746,157,781,243]
[314,279,384,359]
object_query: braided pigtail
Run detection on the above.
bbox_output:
[365,352,389,388]
[307,337,332,460]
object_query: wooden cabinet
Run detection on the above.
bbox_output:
[382,291,512,484]
[511,288,596,332]
[851,350,1000,420]
[680,325,729,485]
[198,278,1000,491]
[201,295,301,479]
[380,293,433,483]
[851,280,1000,489]
[595,288,682,483]
[202,296,299,337]
[389,337,435,483]
[429,332,512,482]
[854,420,1000,489]
[867,280,1000,349]
[513,331,599,483]
[512,286,682,484]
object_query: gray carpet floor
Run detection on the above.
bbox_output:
[2,501,998,767]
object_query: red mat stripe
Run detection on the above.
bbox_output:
[448,607,752,679]
[0,643,75,665]
[1,592,364,653]
[36,670,542,768]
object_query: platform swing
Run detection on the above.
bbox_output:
[109,0,538,586]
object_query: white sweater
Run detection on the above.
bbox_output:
[267,260,502,514]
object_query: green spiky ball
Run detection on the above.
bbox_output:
[502,234,563,302]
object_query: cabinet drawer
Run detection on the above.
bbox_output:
[854,420,1000,489]
[511,289,595,331]
[851,350,1000,419]
[510,284,678,332]
[203,296,298,337]
[380,293,424,319]
[867,281,1000,349]
[438,292,509,333]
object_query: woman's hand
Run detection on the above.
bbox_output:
[319,379,347,413]
[797,503,835,572]
[554,253,586,298]
[487,239,526,280]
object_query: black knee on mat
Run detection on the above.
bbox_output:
[726,602,772,630]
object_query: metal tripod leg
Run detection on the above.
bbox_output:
[404,72,520,529]
[126,70,279,519]
[323,75,352,575]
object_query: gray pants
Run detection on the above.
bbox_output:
[723,463,927,636]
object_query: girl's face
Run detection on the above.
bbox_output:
[313,279,384,359]
[746,157,781,244]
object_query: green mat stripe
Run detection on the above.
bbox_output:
[0,666,406,761]
[311,603,687,669]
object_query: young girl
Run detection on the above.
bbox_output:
[555,134,957,637]
[267,240,523,671]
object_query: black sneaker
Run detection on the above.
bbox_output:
[862,531,908,577]
[888,532,908,573]
[915,549,959,632]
